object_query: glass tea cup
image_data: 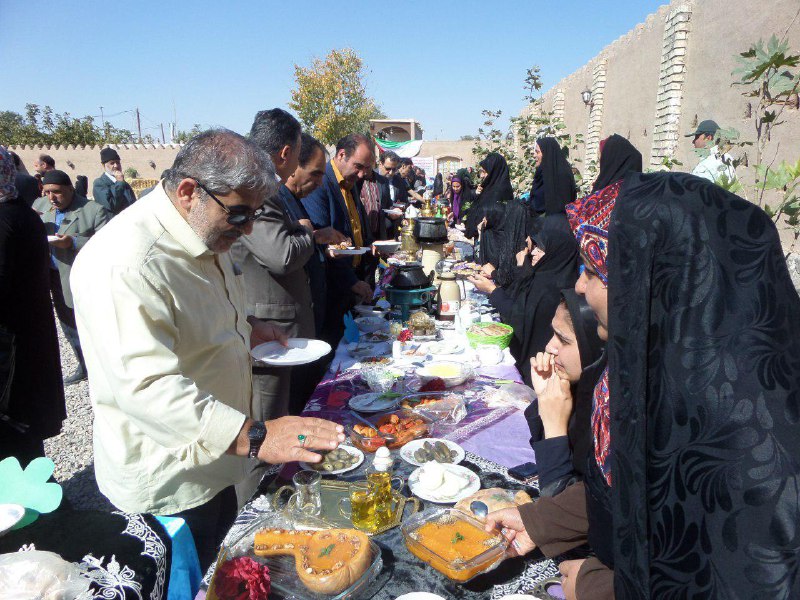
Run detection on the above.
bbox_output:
[338,481,381,532]
[273,469,323,517]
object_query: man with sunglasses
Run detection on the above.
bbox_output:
[70,129,345,571]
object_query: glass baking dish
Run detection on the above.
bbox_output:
[207,514,383,599]
[347,410,431,452]
[401,507,509,582]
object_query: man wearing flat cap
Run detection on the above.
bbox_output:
[686,119,737,185]
[33,171,111,384]
[92,147,137,215]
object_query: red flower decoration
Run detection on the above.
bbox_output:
[398,329,414,343]
[214,556,271,600]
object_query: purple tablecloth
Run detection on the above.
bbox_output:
[300,354,536,469]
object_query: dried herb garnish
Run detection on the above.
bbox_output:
[319,543,336,558]
[451,532,465,544]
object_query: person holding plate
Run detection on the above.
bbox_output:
[71,129,345,571]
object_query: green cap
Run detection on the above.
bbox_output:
[685,120,720,137]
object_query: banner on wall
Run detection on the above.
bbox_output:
[411,156,435,185]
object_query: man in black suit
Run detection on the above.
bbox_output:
[92,148,136,215]
[301,134,376,343]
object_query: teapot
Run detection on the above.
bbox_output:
[436,272,466,320]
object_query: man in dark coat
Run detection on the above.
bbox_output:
[34,170,111,383]
[91,147,136,215]
[301,133,375,344]
[0,147,66,466]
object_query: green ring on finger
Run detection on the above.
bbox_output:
[297,434,307,445]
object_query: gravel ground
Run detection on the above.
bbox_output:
[43,326,114,511]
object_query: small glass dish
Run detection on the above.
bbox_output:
[401,507,509,583]
[347,410,431,452]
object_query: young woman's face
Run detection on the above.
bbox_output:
[479,167,488,180]
[534,143,543,167]
[545,303,582,383]
[452,181,462,193]
[575,260,608,341]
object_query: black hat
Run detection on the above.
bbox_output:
[42,170,73,186]
[685,119,720,138]
[100,147,121,163]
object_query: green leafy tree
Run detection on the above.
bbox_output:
[0,103,136,146]
[289,48,385,145]
[472,65,585,195]
[729,34,800,254]
[173,124,202,144]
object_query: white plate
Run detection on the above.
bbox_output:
[362,331,392,343]
[427,340,465,356]
[354,316,387,333]
[251,338,331,366]
[408,463,481,504]
[348,392,402,413]
[400,438,465,467]
[395,594,446,600]
[347,342,390,360]
[46,235,59,242]
[299,445,364,475]
[330,247,370,256]
[382,209,404,216]
[0,504,25,536]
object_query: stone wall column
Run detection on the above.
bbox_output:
[649,3,693,168]
[585,60,608,168]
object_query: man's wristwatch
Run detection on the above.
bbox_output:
[247,421,267,459]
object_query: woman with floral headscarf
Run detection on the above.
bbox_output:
[0,146,66,466]
[485,171,800,599]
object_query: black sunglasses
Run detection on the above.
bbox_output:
[177,173,265,226]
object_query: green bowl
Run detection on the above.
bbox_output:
[465,322,514,350]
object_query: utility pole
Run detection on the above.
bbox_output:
[135,107,142,143]
[160,123,166,144]
[99,106,105,128]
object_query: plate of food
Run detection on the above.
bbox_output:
[451,262,483,279]
[329,242,370,256]
[348,411,431,452]
[251,338,331,366]
[427,340,465,356]
[400,438,465,467]
[382,208,405,217]
[362,331,392,343]
[299,445,364,474]
[346,342,390,360]
[348,392,402,414]
[354,316,387,333]
[408,462,481,504]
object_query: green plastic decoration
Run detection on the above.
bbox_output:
[0,457,63,529]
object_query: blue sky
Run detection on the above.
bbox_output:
[1,0,665,140]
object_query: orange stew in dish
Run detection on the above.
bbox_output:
[406,515,505,582]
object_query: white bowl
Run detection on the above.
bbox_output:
[354,316,386,333]
[352,305,388,318]
[373,240,401,254]
[415,360,473,388]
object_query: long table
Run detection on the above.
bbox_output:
[201,328,564,599]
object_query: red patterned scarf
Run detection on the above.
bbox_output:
[565,181,620,484]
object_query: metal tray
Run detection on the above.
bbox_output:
[273,478,420,536]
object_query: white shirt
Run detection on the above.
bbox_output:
[692,145,737,184]
[105,171,117,183]
[71,183,253,514]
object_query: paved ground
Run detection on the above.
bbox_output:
[43,328,113,511]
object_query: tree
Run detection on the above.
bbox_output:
[0,104,136,146]
[289,48,385,145]
[172,124,202,144]
[472,65,585,195]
